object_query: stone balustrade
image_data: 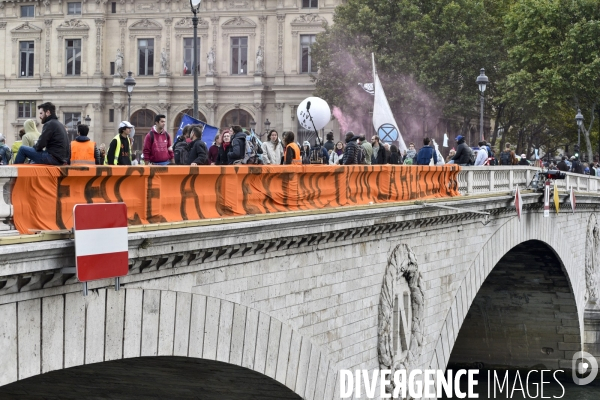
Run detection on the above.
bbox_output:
[457,166,600,195]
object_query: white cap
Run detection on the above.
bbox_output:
[119,121,134,129]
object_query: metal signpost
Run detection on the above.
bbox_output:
[74,203,129,295]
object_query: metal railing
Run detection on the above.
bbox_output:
[456,166,600,195]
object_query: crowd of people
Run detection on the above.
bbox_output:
[2,102,599,177]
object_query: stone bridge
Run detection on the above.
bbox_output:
[1,166,600,399]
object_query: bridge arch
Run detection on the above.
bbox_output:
[0,289,335,399]
[428,213,587,372]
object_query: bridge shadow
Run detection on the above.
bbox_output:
[448,240,580,370]
[0,356,301,400]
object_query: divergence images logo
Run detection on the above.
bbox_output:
[572,351,598,385]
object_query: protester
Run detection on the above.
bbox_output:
[518,154,530,166]
[389,145,401,164]
[571,156,584,174]
[474,141,488,166]
[187,125,209,166]
[262,129,284,165]
[283,131,301,164]
[302,141,311,164]
[446,149,456,163]
[11,129,25,163]
[371,135,386,164]
[509,151,518,165]
[106,121,133,165]
[0,135,12,165]
[450,135,472,166]
[216,130,231,165]
[329,141,344,165]
[98,143,106,162]
[324,131,335,152]
[227,125,246,164]
[416,137,438,165]
[143,114,174,165]
[208,132,222,165]
[22,119,41,149]
[358,135,373,165]
[174,124,193,165]
[404,142,417,164]
[383,143,391,163]
[15,102,69,165]
[70,124,101,165]
[343,131,360,165]
[499,143,512,166]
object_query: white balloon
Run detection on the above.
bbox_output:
[297,97,331,131]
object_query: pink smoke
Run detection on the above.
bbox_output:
[332,106,366,135]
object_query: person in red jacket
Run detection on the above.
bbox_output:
[142,114,174,165]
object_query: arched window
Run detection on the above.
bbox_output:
[129,109,157,153]
[173,109,207,134]
[220,109,254,130]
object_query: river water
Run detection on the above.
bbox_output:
[442,369,600,399]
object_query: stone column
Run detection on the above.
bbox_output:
[275,14,285,85]
[92,103,104,142]
[275,103,285,133]
[206,103,218,126]
[43,20,52,77]
[253,103,265,134]
[0,22,6,82]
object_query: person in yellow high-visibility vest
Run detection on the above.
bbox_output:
[70,124,101,165]
[105,121,134,165]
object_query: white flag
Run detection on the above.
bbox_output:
[372,54,407,152]
[515,185,523,221]
[443,133,449,147]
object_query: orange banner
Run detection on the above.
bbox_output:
[11,165,460,234]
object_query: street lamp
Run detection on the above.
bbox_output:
[249,119,256,133]
[190,0,202,120]
[84,115,91,125]
[575,108,583,152]
[264,118,271,137]
[476,68,488,142]
[123,71,136,121]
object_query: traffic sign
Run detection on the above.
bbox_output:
[74,203,129,283]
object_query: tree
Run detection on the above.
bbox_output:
[503,0,600,161]
[311,0,509,142]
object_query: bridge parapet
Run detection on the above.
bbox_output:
[458,166,600,195]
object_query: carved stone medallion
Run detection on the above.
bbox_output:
[378,244,425,393]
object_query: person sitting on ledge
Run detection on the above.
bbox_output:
[14,102,69,165]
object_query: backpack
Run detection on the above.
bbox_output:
[243,135,263,165]
[0,145,12,165]
[355,143,365,164]
[403,156,413,165]
[499,151,511,165]
[468,148,476,165]
[173,139,190,165]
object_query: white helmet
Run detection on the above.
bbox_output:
[118,121,135,138]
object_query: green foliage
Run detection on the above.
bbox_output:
[313,0,600,160]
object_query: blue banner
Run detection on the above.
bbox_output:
[176,114,219,146]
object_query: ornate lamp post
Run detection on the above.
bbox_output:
[575,108,583,155]
[84,114,91,125]
[476,68,489,142]
[190,0,202,120]
[123,71,136,121]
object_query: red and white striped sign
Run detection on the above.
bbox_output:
[74,203,129,282]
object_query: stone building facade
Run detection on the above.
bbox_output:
[0,0,340,150]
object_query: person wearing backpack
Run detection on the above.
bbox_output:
[173,124,193,165]
[187,125,209,166]
[450,135,472,166]
[143,114,174,165]
[0,134,12,165]
[389,145,402,164]
[499,142,512,166]
[227,125,246,164]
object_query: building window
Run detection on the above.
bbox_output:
[230,37,248,75]
[20,41,35,77]
[111,2,117,13]
[21,5,35,18]
[138,39,154,76]
[110,62,115,75]
[183,38,200,75]
[67,2,82,15]
[300,35,317,73]
[109,109,115,123]
[18,101,36,119]
[64,112,81,142]
[302,0,318,8]
[65,39,82,76]
[220,109,253,129]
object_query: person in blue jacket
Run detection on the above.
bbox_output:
[416,137,438,165]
